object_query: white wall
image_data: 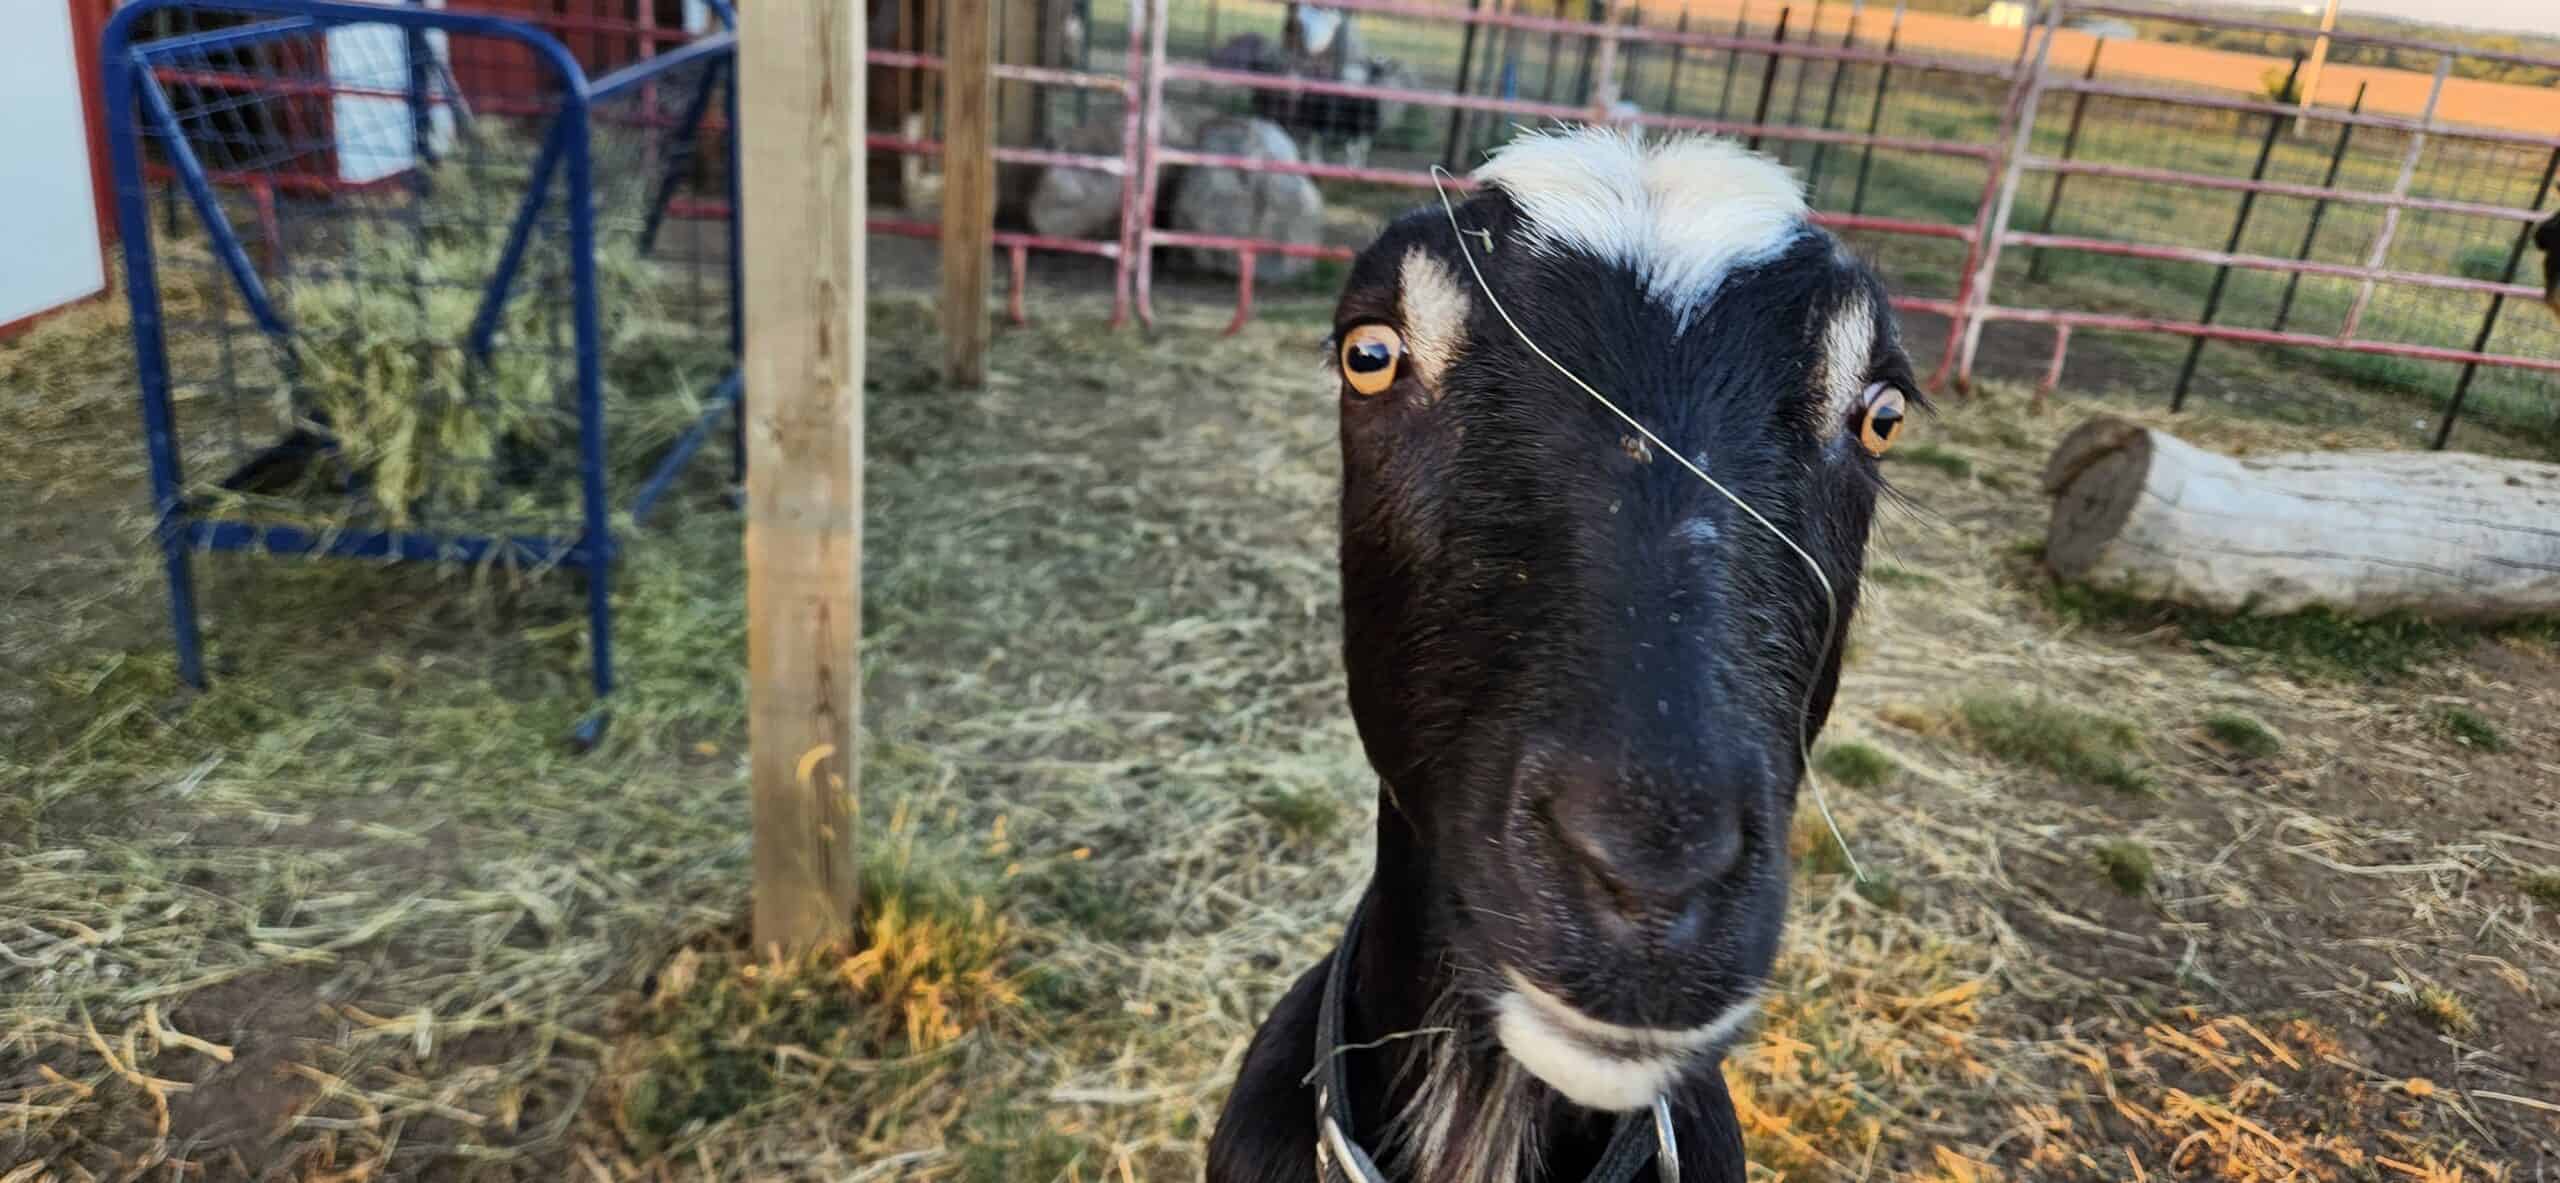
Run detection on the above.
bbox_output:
[0,0,107,329]
[329,2,455,185]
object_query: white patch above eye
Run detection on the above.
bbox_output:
[1399,247,1471,394]
[1818,299,1877,438]
[1475,126,1809,325]
[1492,970,1762,1112]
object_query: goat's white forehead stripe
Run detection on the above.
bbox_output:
[1475,126,1809,322]
[1819,299,1877,438]
[1398,247,1469,393]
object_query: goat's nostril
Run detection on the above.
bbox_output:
[1689,823,1747,885]
[1543,789,1748,916]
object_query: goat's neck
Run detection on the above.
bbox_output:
[1336,803,1626,1183]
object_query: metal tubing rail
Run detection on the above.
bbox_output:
[1152,230,1358,260]
[1815,213,1976,242]
[869,135,1128,176]
[1155,147,1476,188]
[1625,110,2000,159]
[590,30,736,98]
[1997,232,2543,301]
[2061,0,2560,75]
[861,0,1150,324]
[2018,157,2548,225]
[867,48,1136,93]
[2039,75,2560,152]
[1969,305,2560,375]
[1118,0,2560,422]
[870,216,1121,254]
[1166,63,2001,161]
[148,67,432,104]
[1159,62,1593,122]
[1135,0,2013,332]
[1945,0,2053,390]
[2338,54,2450,341]
[1293,0,2020,78]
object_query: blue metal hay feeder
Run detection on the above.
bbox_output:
[102,0,744,745]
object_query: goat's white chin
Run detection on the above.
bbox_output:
[1491,971,1760,1113]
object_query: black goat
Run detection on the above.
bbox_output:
[1207,127,1916,1183]
[1253,83,1383,165]
[2537,209,2559,324]
[1213,32,1385,165]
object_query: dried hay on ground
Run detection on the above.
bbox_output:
[3,290,2555,1181]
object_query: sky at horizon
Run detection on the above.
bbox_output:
[2319,0,2560,38]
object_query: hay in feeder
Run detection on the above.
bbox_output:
[276,148,723,527]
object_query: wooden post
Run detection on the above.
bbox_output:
[2293,0,2339,136]
[997,0,1045,213]
[942,0,995,387]
[741,0,864,951]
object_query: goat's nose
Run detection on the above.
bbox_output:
[1543,781,1749,918]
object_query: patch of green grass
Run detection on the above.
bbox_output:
[1888,442,1974,479]
[2094,839,2155,896]
[1865,562,1937,590]
[1981,417,2039,453]
[2429,704,2505,752]
[2409,985,2476,1034]
[2518,870,2560,907]
[1852,868,1906,912]
[1246,782,1346,842]
[2453,244,2511,283]
[2201,711,2282,760]
[2307,346,2437,394]
[1815,742,1899,789]
[1958,692,2152,793]
[957,1107,1094,1182]
[615,815,1018,1153]
[1018,857,1159,944]
[2043,582,2492,683]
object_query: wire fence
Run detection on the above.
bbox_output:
[870,0,2560,454]
[104,0,743,734]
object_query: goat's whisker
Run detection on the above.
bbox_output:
[1427,164,1869,884]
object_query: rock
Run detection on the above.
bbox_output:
[1027,119,1125,241]
[1167,117,1325,280]
[1024,109,1195,242]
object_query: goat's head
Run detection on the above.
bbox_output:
[1330,128,1913,1113]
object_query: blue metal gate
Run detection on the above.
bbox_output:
[103,0,742,744]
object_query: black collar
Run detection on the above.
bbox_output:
[1312,894,1680,1183]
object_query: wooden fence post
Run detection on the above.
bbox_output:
[741,0,864,952]
[942,0,996,387]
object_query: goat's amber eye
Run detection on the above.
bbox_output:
[1858,383,1906,456]
[1340,324,1404,397]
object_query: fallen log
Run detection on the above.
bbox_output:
[2040,416,2560,623]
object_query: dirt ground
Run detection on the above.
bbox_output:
[4,234,2557,1182]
